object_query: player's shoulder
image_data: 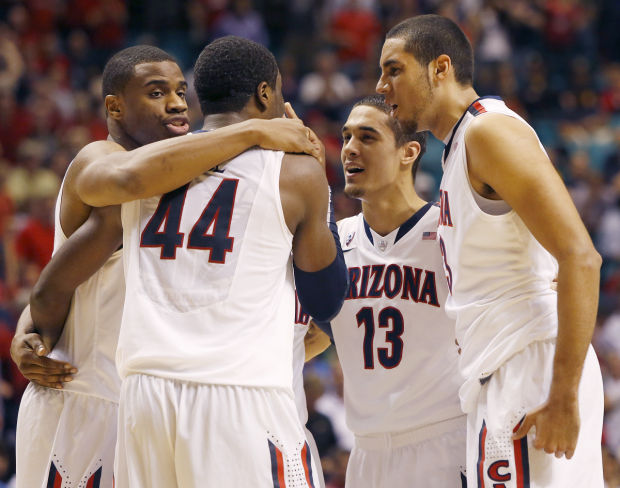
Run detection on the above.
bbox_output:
[280,153,327,198]
[281,153,323,177]
[69,140,126,177]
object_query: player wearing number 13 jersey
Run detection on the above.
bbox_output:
[309,96,466,487]
[114,37,348,488]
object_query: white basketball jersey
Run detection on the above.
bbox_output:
[331,206,463,435]
[117,148,296,389]
[48,173,124,403]
[437,97,559,411]
[293,297,310,424]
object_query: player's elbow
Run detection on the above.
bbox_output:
[558,242,602,275]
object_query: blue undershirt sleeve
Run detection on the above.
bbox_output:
[293,187,349,323]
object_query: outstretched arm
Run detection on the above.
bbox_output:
[30,205,122,349]
[76,118,322,207]
[465,114,601,459]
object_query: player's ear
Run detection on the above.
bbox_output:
[432,54,451,82]
[254,81,270,112]
[401,140,421,170]
[105,95,123,120]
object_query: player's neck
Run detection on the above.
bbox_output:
[431,85,479,141]
[361,186,427,236]
[108,124,141,151]
[202,111,250,131]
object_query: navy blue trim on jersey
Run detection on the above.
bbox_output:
[363,219,374,245]
[394,202,434,243]
[362,202,434,247]
[442,96,503,164]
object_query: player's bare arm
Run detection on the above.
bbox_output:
[30,204,123,351]
[304,321,332,361]
[281,153,348,321]
[464,113,601,459]
[11,306,77,390]
[74,118,321,208]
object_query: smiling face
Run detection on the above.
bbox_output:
[376,37,433,132]
[341,105,410,200]
[115,60,189,145]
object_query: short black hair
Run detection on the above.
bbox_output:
[387,15,474,86]
[194,36,278,115]
[354,94,427,180]
[101,45,177,99]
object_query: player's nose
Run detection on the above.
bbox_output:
[376,76,389,95]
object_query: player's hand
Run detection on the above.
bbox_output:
[253,111,324,166]
[10,332,77,389]
[512,396,580,459]
[284,102,326,168]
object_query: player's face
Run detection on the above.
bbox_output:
[341,105,404,199]
[119,60,189,145]
[376,38,432,131]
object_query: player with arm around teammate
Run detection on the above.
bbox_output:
[11,45,319,488]
[304,95,467,487]
[377,15,604,487]
[104,36,348,488]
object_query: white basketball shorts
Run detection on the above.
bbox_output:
[467,340,604,487]
[16,383,117,488]
[345,414,467,487]
[115,374,320,488]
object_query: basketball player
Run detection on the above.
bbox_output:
[301,95,467,487]
[73,36,347,487]
[12,45,320,488]
[377,15,604,486]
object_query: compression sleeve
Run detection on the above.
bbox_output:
[293,187,348,323]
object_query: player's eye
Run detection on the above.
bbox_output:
[150,90,164,98]
[342,134,351,142]
[177,91,186,99]
[389,68,400,76]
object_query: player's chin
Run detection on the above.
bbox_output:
[344,183,365,199]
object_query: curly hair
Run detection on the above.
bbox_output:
[193,36,278,115]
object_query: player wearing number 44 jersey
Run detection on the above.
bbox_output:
[307,95,466,487]
[378,15,604,487]
[12,45,321,488]
[81,36,348,488]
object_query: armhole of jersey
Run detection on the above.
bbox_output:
[461,112,515,219]
[273,151,294,242]
[53,173,69,251]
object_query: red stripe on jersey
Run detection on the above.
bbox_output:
[300,443,314,487]
[473,101,487,114]
[477,422,487,488]
[513,437,524,488]
[53,471,63,488]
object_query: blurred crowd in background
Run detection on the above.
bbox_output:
[0,0,619,485]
